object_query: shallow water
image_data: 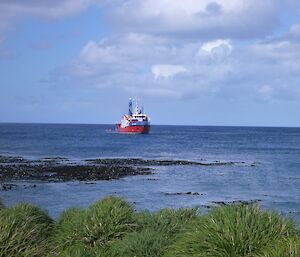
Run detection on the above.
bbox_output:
[0,123,299,222]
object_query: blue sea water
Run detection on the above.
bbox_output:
[0,123,300,223]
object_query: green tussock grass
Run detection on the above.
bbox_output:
[258,237,300,257]
[164,204,299,257]
[109,228,168,257]
[109,208,197,257]
[0,197,299,257]
[83,196,136,247]
[136,208,197,235]
[0,203,53,257]
[52,196,136,255]
[55,243,102,257]
[52,207,86,253]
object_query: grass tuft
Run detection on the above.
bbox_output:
[165,204,298,257]
[0,198,299,257]
[137,208,197,235]
[56,243,104,257]
[110,208,197,257]
[53,196,136,255]
[110,229,167,257]
[257,236,300,257]
[83,196,136,248]
[53,207,86,252]
[0,203,53,257]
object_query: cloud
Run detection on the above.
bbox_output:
[205,2,222,15]
[26,1,299,102]
[0,0,281,41]
[108,0,278,39]
[258,84,273,100]
[197,39,233,61]
[250,40,300,62]
[0,0,102,34]
[71,33,178,77]
[80,40,118,64]
[200,39,232,54]
[0,0,95,19]
[287,24,300,42]
[49,29,300,102]
[152,64,187,79]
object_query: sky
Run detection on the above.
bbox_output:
[0,0,300,126]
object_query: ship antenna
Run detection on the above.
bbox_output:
[135,97,139,114]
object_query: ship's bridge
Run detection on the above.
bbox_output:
[132,113,148,121]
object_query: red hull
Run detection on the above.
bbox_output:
[116,124,150,134]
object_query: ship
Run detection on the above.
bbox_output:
[116,98,150,134]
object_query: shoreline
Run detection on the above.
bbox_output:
[0,155,152,183]
[1,154,300,227]
[0,155,254,184]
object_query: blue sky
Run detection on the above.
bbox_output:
[0,0,300,126]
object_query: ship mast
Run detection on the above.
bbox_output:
[135,97,141,114]
[128,98,133,116]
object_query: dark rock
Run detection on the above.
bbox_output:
[1,183,18,191]
[212,201,227,205]
[201,205,212,209]
[85,158,245,167]
[0,156,151,182]
[0,155,249,183]
[212,199,262,206]
[164,191,202,196]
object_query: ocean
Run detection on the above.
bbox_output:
[0,123,300,222]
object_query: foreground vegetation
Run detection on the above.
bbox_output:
[0,197,299,257]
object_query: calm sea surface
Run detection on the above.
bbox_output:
[0,123,299,222]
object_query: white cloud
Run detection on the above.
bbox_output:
[109,0,278,39]
[152,64,187,79]
[287,24,300,41]
[0,0,95,19]
[0,0,281,40]
[258,84,273,100]
[0,0,103,34]
[197,39,233,61]
[259,85,273,94]
[250,40,300,61]
[45,28,300,102]
[80,41,117,64]
[30,1,300,102]
[200,39,232,54]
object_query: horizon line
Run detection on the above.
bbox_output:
[0,121,299,129]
